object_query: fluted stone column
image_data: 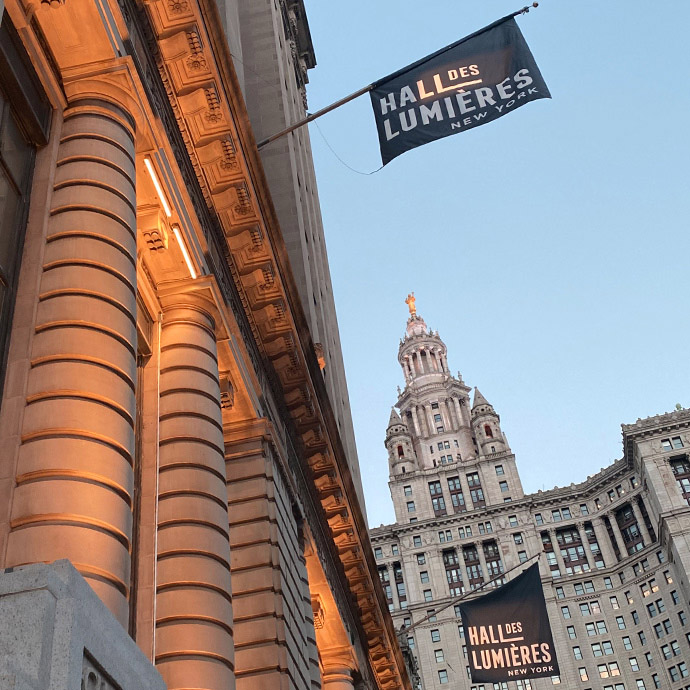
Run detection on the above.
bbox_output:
[574,522,592,569]
[410,406,421,436]
[547,529,568,575]
[5,96,138,625]
[607,513,627,559]
[591,517,616,566]
[630,500,652,545]
[155,295,235,690]
[475,544,489,586]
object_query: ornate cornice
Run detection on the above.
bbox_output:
[127,1,411,688]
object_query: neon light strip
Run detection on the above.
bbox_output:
[144,157,172,218]
[172,224,197,279]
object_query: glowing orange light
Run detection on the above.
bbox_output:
[172,224,197,279]
[144,156,172,218]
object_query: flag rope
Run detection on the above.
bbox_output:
[398,550,542,636]
[256,3,539,150]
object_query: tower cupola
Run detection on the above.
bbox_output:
[398,293,450,386]
[471,388,509,455]
[385,407,417,476]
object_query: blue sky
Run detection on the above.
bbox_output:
[302,0,690,528]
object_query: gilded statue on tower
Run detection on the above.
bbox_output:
[405,292,416,316]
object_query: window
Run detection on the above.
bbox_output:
[551,676,560,685]
[610,596,619,609]
[426,609,437,622]
[420,571,429,583]
[431,629,441,642]
[638,631,646,645]
[439,530,452,543]
[509,515,518,527]
[499,481,509,492]
[644,651,653,666]
[535,513,544,525]
[616,616,626,629]
[662,436,684,450]
[518,551,528,563]
[575,581,595,595]
[629,657,639,671]
[573,646,582,660]
[652,673,659,688]
[580,503,589,515]
[567,625,576,638]
[409,517,417,523]
[592,641,614,656]
[424,589,433,602]
[604,576,613,589]
[513,532,523,545]
[429,481,447,516]
[552,509,562,522]
[555,586,565,599]
[561,606,571,619]
[495,465,505,475]
[434,649,444,663]
[597,661,620,678]
[671,590,679,605]
[407,501,416,513]
[413,535,422,547]
[392,544,399,555]
[579,668,588,682]
[438,670,448,684]
[416,553,426,565]
[636,681,646,690]
[374,547,382,559]
[404,485,412,496]
[623,636,632,650]
[407,635,415,649]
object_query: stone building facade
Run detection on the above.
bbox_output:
[371,306,690,690]
[0,2,407,690]
[231,0,365,512]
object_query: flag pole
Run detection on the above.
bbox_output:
[256,84,374,149]
[256,3,539,150]
[398,551,541,636]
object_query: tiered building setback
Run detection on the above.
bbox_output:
[371,303,690,690]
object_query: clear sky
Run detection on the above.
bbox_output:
[301,0,690,528]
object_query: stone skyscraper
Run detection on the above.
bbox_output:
[371,303,690,690]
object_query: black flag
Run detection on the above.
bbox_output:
[459,563,559,683]
[370,16,550,165]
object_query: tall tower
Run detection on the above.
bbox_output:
[389,297,523,523]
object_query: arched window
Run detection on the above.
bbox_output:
[484,424,493,438]
[397,445,404,457]
[401,466,406,474]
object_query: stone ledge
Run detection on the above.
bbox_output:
[0,560,165,690]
